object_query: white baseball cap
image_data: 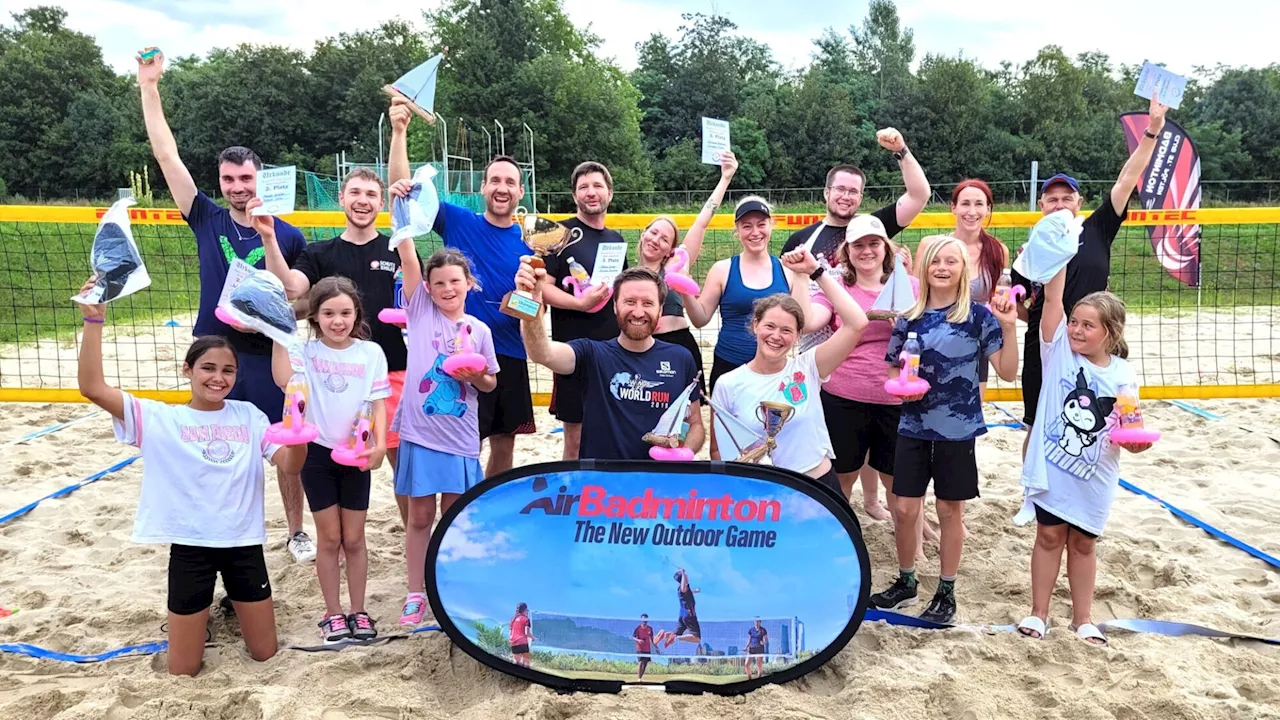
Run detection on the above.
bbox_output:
[843,214,889,243]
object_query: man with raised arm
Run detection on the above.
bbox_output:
[388,98,534,480]
[136,49,315,563]
[516,264,704,462]
[1012,92,1171,454]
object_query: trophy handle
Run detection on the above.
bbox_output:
[558,227,584,254]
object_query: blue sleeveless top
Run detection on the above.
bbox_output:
[715,255,790,364]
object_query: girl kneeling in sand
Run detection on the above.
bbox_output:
[1015,266,1151,645]
[387,212,499,626]
[75,277,304,676]
[272,278,390,644]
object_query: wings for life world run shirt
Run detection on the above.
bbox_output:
[295,339,391,450]
[185,191,307,355]
[780,203,904,353]
[113,393,281,547]
[1022,319,1138,536]
[1012,197,1127,342]
[568,338,700,461]
[432,201,528,360]
[885,303,1003,441]
[292,233,407,372]
[544,218,629,342]
[391,285,500,459]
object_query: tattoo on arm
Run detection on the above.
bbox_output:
[702,199,720,212]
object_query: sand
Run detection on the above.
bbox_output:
[3,312,1280,720]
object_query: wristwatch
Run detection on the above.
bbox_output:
[1143,128,1158,139]
[892,146,911,163]
[809,266,825,281]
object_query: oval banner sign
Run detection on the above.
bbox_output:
[426,460,871,694]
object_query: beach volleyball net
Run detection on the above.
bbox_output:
[0,205,1276,403]
[529,611,801,661]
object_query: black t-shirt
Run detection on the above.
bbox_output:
[779,204,904,261]
[1012,196,1127,347]
[293,233,408,372]
[544,218,629,342]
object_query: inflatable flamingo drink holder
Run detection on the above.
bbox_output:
[884,352,931,397]
[442,322,487,379]
[331,403,374,469]
[378,270,408,328]
[215,305,253,332]
[264,375,319,446]
[663,248,701,295]
[1110,391,1161,444]
[561,258,611,313]
[649,445,695,461]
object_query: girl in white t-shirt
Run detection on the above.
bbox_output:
[1015,265,1151,646]
[710,249,868,494]
[272,277,390,644]
[74,277,304,677]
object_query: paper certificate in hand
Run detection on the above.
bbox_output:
[701,117,731,165]
[252,166,297,216]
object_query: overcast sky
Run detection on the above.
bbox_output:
[8,0,1274,77]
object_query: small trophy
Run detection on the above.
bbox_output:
[737,401,795,464]
[501,208,584,321]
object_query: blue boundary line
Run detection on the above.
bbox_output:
[1165,400,1223,422]
[1119,478,1280,570]
[4,410,101,446]
[0,456,139,526]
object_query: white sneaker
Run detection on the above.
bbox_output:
[288,531,317,563]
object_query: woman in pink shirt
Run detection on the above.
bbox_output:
[806,215,937,554]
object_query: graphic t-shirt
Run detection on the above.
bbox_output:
[433,201,528,359]
[297,339,391,449]
[393,285,500,459]
[113,393,281,547]
[1012,198,1127,348]
[510,614,530,645]
[634,625,655,652]
[712,349,834,474]
[780,204,904,353]
[185,192,307,355]
[292,234,407,371]
[569,338,700,461]
[885,304,1004,441]
[1022,319,1136,536]
[814,275,920,405]
[747,626,767,650]
[544,218,629,342]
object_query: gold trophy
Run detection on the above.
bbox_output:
[737,401,796,464]
[501,208,584,322]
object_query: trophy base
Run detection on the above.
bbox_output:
[501,290,543,322]
[865,310,900,322]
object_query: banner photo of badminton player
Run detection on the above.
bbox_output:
[425,461,870,695]
[1120,112,1202,287]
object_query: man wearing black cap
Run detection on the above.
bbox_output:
[1012,92,1170,448]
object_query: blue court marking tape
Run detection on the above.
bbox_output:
[867,609,1016,633]
[1098,619,1279,645]
[4,410,101,446]
[989,403,1027,428]
[550,427,563,434]
[0,456,139,526]
[1164,400,1223,421]
[1119,478,1280,570]
[0,626,444,664]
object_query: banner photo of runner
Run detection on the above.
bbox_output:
[426,461,871,695]
[1120,112,1202,287]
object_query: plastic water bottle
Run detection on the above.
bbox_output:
[903,332,922,381]
[393,268,405,310]
[996,268,1012,299]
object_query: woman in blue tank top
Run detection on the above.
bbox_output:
[679,196,811,459]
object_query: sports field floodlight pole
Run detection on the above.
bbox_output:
[494,119,506,156]
[482,126,493,163]
[524,122,537,213]
[1028,160,1039,211]
[377,112,386,180]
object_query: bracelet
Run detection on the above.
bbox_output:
[809,266,825,281]
[1143,128,1158,139]
[83,317,105,324]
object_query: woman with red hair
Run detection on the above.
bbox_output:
[918,179,1010,392]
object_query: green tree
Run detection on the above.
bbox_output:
[850,0,915,103]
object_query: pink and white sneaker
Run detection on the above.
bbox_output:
[400,593,427,626]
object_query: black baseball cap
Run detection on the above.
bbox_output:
[1040,173,1080,193]
[734,199,772,222]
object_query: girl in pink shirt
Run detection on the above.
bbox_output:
[509,602,536,667]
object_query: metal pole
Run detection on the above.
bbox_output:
[438,116,449,191]
[377,113,386,180]
[494,120,505,156]
[1028,161,1039,211]
[481,127,492,162]
[524,122,536,214]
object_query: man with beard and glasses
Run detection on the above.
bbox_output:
[260,167,409,514]
[517,264,704,461]
[540,162,630,460]
[388,97,536,487]
[137,48,315,564]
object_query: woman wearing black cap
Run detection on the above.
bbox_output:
[679,196,814,459]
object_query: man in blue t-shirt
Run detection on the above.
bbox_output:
[516,264,705,461]
[388,98,534,478]
[138,50,314,563]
